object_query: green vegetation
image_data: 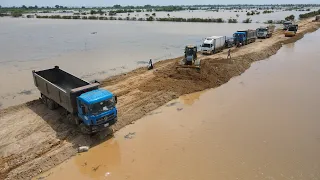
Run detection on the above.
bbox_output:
[11,10,23,17]
[263,10,274,14]
[88,16,98,20]
[242,18,252,23]
[146,16,154,21]
[299,9,320,19]
[246,11,255,15]
[228,18,238,23]
[285,14,295,21]
[154,6,183,12]
[265,20,285,24]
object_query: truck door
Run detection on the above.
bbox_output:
[77,100,91,125]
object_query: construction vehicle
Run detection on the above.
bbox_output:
[233,29,257,47]
[283,21,293,30]
[256,25,275,39]
[285,25,298,37]
[32,66,118,134]
[177,45,201,69]
[201,36,226,55]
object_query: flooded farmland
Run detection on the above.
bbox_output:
[0,9,312,108]
[35,29,320,180]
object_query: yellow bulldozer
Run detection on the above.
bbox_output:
[176,45,201,70]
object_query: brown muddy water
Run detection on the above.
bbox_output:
[35,30,320,180]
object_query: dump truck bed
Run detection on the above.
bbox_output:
[32,66,99,114]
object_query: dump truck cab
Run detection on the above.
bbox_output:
[256,27,268,37]
[233,32,246,45]
[77,89,117,130]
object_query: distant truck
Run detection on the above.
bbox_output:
[32,66,118,134]
[225,37,235,48]
[256,25,275,39]
[233,29,257,46]
[201,36,226,55]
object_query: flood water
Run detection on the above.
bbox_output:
[35,30,320,179]
[0,17,263,108]
[0,8,311,108]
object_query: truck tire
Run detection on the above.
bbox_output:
[47,99,56,110]
[79,123,91,134]
[41,94,47,105]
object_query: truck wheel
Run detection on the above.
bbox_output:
[79,123,90,134]
[47,99,56,110]
[41,94,47,105]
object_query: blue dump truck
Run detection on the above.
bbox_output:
[32,66,118,134]
[233,29,257,46]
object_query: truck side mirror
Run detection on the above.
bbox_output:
[115,96,118,104]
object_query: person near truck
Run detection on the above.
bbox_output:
[227,49,231,59]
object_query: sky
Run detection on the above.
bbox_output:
[1,0,319,7]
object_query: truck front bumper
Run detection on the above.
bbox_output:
[90,117,118,133]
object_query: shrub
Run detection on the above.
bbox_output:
[263,10,274,14]
[62,16,72,19]
[228,18,238,23]
[90,10,97,15]
[82,16,88,20]
[242,18,252,23]
[88,16,98,20]
[146,16,154,21]
[50,15,61,19]
[285,14,295,21]
[73,16,81,19]
[118,17,123,20]
[99,16,104,20]
[11,10,23,17]
[216,18,224,23]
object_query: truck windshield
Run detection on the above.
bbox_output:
[90,99,115,115]
[202,44,211,48]
[258,29,266,32]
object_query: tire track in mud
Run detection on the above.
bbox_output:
[0,19,319,180]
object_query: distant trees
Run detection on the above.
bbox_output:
[228,18,238,23]
[242,18,252,23]
[299,9,320,19]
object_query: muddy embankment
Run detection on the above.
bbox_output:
[0,19,319,180]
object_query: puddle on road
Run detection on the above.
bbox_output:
[35,30,320,180]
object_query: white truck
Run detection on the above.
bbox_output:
[201,36,226,55]
[256,25,275,39]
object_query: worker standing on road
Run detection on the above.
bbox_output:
[227,49,231,59]
[148,59,153,70]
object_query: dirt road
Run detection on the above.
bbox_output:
[0,19,319,180]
